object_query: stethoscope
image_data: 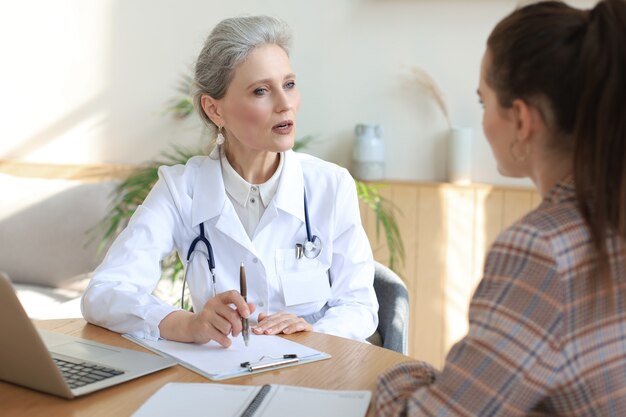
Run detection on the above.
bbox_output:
[180,189,322,308]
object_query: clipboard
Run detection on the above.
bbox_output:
[123,333,331,381]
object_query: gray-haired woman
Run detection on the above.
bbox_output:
[82,16,379,348]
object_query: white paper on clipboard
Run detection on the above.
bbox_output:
[123,333,331,381]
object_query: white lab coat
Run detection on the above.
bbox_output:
[81,150,378,341]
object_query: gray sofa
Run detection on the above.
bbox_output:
[0,172,116,318]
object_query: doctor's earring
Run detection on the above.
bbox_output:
[216,126,225,145]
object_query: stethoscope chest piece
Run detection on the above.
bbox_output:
[296,189,323,260]
[295,235,322,259]
[303,235,322,259]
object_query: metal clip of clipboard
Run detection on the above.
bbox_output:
[240,354,298,372]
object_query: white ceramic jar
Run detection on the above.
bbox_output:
[352,124,384,181]
[447,127,472,185]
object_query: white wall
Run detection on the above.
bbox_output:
[1,0,596,186]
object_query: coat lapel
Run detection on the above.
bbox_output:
[189,155,255,254]
[188,151,306,256]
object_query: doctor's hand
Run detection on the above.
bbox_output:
[252,311,312,335]
[189,290,256,347]
[160,291,255,348]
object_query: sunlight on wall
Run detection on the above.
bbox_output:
[472,188,492,289]
[23,112,109,162]
[0,174,79,220]
[443,187,476,349]
[1,1,111,163]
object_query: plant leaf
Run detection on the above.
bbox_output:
[355,180,405,273]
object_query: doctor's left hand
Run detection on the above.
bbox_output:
[253,311,312,335]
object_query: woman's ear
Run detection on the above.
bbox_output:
[511,99,533,144]
[201,95,224,127]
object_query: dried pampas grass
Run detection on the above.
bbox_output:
[411,66,451,129]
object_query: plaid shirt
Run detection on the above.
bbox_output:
[377,175,626,416]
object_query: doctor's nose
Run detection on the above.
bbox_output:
[275,90,299,114]
[275,94,291,113]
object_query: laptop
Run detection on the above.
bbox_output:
[0,273,177,399]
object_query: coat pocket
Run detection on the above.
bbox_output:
[275,249,331,306]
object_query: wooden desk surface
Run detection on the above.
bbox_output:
[0,319,411,417]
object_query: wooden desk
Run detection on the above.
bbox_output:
[0,319,411,417]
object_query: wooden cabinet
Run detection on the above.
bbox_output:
[360,181,541,367]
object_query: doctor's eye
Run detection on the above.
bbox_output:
[254,87,269,96]
[284,81,296,89]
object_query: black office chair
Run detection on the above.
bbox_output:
[367,261,409,355]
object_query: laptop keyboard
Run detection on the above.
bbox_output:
[53,358,125,389]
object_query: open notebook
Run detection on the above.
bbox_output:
[124,332,330,380]
[131,383,371,417]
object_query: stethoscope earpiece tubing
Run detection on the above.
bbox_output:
[302,189,322,258]
[303,189,313,243]
[186,223,216,269]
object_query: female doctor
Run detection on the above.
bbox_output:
[81,15,378,347]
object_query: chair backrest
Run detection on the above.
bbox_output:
[373,261,409,355]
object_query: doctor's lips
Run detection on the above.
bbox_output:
[272,120,294,135]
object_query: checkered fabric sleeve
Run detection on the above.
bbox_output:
[376,218,564,416]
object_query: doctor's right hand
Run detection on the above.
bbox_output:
[189,290,255,347]
[159,290,255,348]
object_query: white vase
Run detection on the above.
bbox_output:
[447,127,472,185]
[352,124,384,181]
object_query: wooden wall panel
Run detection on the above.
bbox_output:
[387,185,419,356]
[373,186,393,262]
[531,192,544,209]
[390,184,419,283]
[440,186,474,353]
[412,186,447,366]
[503,190,534,227]
[473,188,498,288]
[364,182,539,367]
